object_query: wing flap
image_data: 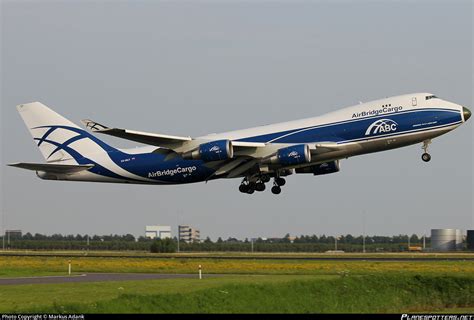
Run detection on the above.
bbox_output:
[311,142,363,155]
[226,159,259,178]
[81,119,192,148]
[231,141,266,148]
[314,142,340,150]
[213,158,248,176]
[8,162,94,173]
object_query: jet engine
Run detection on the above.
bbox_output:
[265,144,311,166]
[183,140,233,162]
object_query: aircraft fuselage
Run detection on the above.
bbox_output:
[11,92,471,194]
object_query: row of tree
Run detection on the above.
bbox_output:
[1,232,435,252]
[8,232,429,244]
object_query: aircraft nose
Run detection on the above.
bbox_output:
[463,107,471,122]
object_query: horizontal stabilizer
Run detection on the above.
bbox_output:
[81,119,192,148]
[8,162,94,173]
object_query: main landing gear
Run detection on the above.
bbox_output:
[239,175,268,194]
[271,177,286,195]
[421,139,432,162]
[239,175,285,195]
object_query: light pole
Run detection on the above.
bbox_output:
[176,210,181,253]
[1,209,4,251]
[177,230,180,253]
[363,233,366,253]
[362,211,366,253]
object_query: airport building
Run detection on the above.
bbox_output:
[145,225,172,240]
[5,230,22,239]
[430,229,463,251]
[178,225,200,243]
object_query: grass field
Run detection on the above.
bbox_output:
[0,275,332,312]
[0,252,473,313]
[1,255,474,277]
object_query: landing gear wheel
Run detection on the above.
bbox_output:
[271,186,281,194]
[275,177,286,186]
[255,182,266,192]
[421,140,432,163]
[422,153,431,162]
[239,184,248,193]
[246,182,256,194]
[260,175,270,183]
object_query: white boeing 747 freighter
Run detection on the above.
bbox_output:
[9,93,471,194]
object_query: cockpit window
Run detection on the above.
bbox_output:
[425,95,438,100]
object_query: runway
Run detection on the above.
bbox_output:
[0,273,209,285]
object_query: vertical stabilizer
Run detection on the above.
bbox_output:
[16,102,117,162]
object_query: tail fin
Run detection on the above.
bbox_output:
[17,102,118,163]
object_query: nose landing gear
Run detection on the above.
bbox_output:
[421,139,432,162]
[421,153,431,162]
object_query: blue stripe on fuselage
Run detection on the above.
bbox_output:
[235,108,462,144]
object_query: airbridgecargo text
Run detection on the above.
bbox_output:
[352,106,403,118]
[148,166,197,178]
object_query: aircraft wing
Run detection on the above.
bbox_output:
[8,162,94,173]
[81,119,193,148]
[82,119,267,153]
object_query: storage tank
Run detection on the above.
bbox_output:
[467,230,474,250]
[431,229,458,251]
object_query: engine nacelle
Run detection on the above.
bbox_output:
[183,140,233,162]
[267,144,311,166]
[295,160,340,176]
